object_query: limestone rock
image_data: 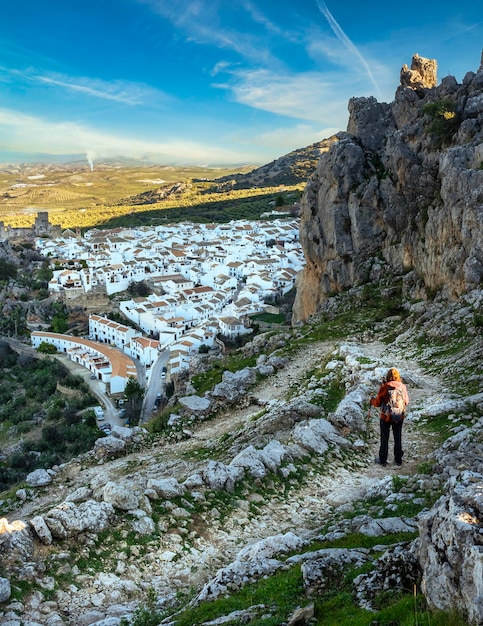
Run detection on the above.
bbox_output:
[179,395,211,414]
[287,602,315,626]
[30,515,53,545]
[301,548,369,596]
[94,435,126,456]
[25,468,52,487]
[102,481,145,511]
[0,518,34,562]
[0,576,11,603]
[201,460,244,492]
[356,515,418,536]
[42,500,115,539]
[194,532,305,604]
[229,445,268,479]
[65,486,93,503]
[293,52,483,323]
[211,367,257,402]
[418,477,483,625]
[146,477,186,499]
[400,53,438,90]
[353,541,421,610]
[293,418,350,455]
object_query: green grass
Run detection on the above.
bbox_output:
[163,564,306,626]
[191,353,258,395]
[250,312,286,324]
[155,542,467,626]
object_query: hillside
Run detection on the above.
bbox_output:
[0,281,482,625]
[214,137,339,190]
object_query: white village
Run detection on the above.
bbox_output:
[30,215,303,395]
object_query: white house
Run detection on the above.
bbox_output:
[30,332,138,394]
[217,316,252,338]
[89,314,138,351]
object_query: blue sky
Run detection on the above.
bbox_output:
[0,0,482,166]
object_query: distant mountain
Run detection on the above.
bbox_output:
[117,140,334,207]
[214,136,339,189]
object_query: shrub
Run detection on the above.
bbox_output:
[423,98,460,145]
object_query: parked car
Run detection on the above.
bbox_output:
[94,406,104,421]
[119,408,126,418]
[100,423,111,434]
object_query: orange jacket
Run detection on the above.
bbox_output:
[370,380,409,422]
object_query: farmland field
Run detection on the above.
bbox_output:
[0,162,284,230]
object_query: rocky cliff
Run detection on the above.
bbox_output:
[293,52,483,323]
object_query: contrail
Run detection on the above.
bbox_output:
[316,0,381,96]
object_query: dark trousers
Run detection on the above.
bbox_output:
[379,420,403,464]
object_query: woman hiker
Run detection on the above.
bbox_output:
[370,367,409,467]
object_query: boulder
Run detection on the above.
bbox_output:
[418,477,483,625]
[201,460,244,492]
[179,395,212,414]
[146,477,186,499]
[131,515,155,535]
[230,446,268,479]
[94,436,126,455]
[353,542,421,610]
[211,367,257,402]
[356,516,418,536]
[30,515,53,545]
[25,468,52,487]
[293,418,349,455]
[259,440,288,472]
[194,532,304,604]
[42,501,115,539]
[301,548,369,596]
[103,481,144,511]
[0,576,11,603]
[330,389,367,433]
[65,486,93,503]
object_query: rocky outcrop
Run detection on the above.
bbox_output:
[418,476,483,626]
[400,53,438,90]
[293,52,483,323]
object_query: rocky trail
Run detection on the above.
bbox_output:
[180,338,441,478]
[3,332,475,626]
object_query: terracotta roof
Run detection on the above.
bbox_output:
[31,332,138,381]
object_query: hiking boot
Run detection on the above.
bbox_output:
[395,460,402,466]
[375,457,387,467]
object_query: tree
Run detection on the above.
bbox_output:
[128,280,150,297]
[38,341,58,354]
[0,259,17,281]
[124,377,145,425]
[51,302,69,334]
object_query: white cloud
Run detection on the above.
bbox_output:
[0,66,168,106]
[255,124,341,149]
[215,68,352,127]
[0,108,255,164]
[138,0,279,65]
[33,74,166,106]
